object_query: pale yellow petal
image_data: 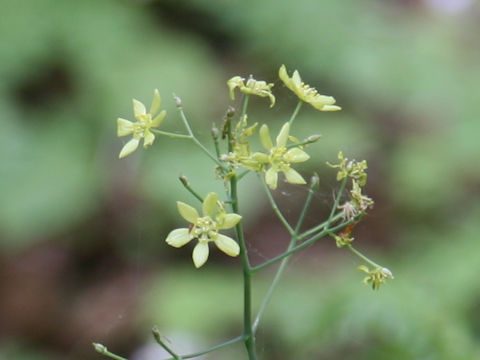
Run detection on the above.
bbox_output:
[276,122,290,148]
[151,110,166,127]
[252,152,269,163]
[119,138,140,159]
[321,104,342,111]
[285,148,310,163]
[177,201,199,223]
[202,192,218,217]
[192,242,209,268]
[283,168,306,184]
[227,76,244,100]
[166,228,193,248]
[117,118,134,137]
[259,124,273,150]
[218,213,242,229]
[291,70,302,89]
[150,89,161,115]
[214,234,240,257]
[143,129,155,148]
[279,65,294,92]
[265,167,278,190]
[133,99,146,118]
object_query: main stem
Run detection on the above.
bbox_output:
[230,176,257,360]
[229,94,257,360]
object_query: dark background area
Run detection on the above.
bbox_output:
[1,0,480,359]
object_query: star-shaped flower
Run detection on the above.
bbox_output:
[166,192,242,268]
[117,89,167,158]
[227,76,275,107]
[358,265,394,290]
[279,65,341,112]
[253,122,310,190]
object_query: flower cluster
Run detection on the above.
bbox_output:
[165,192,241,268]
[358,265,394,290]
[327,151,368,186]
[117,89,166,158]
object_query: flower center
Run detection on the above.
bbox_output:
[269,146,290,171]
[192,216,218,243]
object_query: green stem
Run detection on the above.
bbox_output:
[288,101,303,125]
[258,174,294,235]
[253,178,317,332]
[326,177,348,229]
[152,327,182,360]
[92,344,127,360]
[230,175,257,360]
[178,175,204,203]
[252,218,357,273]
[175,102,226,169]
[297,212,343,241]
[241,95,250,119]
[150,129,191,139]
[164,336,246,360]
[347,244,383,268]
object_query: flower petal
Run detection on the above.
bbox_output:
[143,129,155,148]
[259,124,273,150]
[177,201,199,223]
[283,168,306,184]
[150,89,161,115]
[166,228,193,248]
[291,70,302,89]
[117,118,134,137]
[218,213,242,229]
[279,65,294,92]
[285,148,310,163]
[227,76,244,100]
[202,192,218,217]
[151,110,167,127]
[321,104,342,111]
[133,99,147,118]
[276,122,290,148]
[265,167,278,190]
[192,242,209,268]
[214,234,240,257]
[252,152,269,163]
[119,138,140,159]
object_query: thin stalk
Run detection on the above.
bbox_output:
[178,175,204,203]
[92,344,127,360]
[175,102,226,169]
[252,218,356,273]
[253,179,317,332]
[164,336,246,360]
[150,129,191,139]
[237,169,250,181]
[152,327,182,360]
[241,95,250,119]
[288,101,303,125]
[326,177,348,229]
[347,244,383,268]
[298,212,343,241]
[258,174,294,235]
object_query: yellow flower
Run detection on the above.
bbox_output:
[253,122,310,190]
[358,265,394,290]
[227,76,275,107]
[117,89,167,158]
[279,65,341,112]
[165,192,242,268]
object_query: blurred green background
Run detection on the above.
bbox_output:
[1,0,480,359]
